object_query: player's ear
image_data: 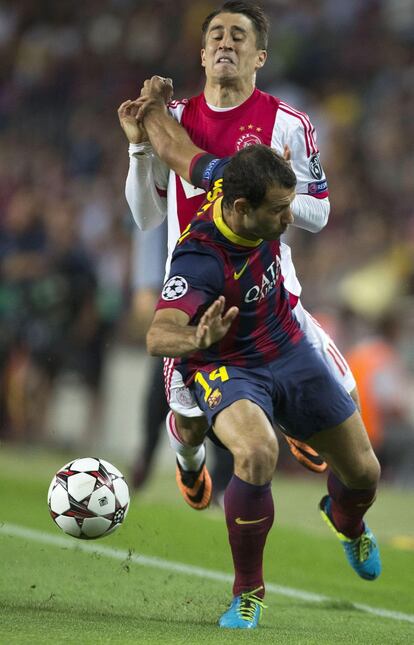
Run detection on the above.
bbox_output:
[201,49,206,68]
[255,50,267,70]
[234,197,249,217]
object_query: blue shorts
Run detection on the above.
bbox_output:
[190,338,356,441]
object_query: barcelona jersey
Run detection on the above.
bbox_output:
[156,155,304,384]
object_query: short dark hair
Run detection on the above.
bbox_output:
[201,1,269,50]
[222,145,296,210]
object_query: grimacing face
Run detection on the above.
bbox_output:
[238,184,295,241]
[201,12,267,84]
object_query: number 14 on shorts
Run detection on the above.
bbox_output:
[195,366,229,401]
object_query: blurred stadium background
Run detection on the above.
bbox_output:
[0,0,414,488]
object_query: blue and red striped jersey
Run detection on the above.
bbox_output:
[156,155,303,383]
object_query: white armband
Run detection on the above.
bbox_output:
[125,143,169,231]
[291,194,330,233]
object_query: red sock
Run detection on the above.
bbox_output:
[328,471,376,539]
[224,475,274,598]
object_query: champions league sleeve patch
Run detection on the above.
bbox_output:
[190,153,225,190]
[161,276,189,301]
[309,153,324,180]
[201,157,223,190]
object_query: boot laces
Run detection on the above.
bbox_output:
[237,587,267,621]
[358,533,373,562]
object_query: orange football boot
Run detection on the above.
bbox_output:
[175,459,212,510]
[283,436,327,473]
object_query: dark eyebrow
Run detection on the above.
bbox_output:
[209,25,248,36]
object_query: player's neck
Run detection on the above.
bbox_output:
[222,207,260,242]
[204,79,255,108]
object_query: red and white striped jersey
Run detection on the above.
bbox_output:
[156,88,328,297]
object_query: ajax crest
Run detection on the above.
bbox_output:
[236,124,263,151]
[236,133,262,150]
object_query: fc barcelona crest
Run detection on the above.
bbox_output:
[207,388,222,409]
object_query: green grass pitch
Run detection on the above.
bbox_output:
[1,445,413,644]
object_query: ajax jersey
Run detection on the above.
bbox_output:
[165,89,328,265]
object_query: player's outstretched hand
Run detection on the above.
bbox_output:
[117,100,149,144]
[195,296,239,350]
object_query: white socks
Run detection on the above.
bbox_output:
[165,411,205,472]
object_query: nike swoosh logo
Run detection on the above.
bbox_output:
[233,259,249,280]
[235,516,269,525]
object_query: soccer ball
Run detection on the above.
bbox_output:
[47,457,130,539]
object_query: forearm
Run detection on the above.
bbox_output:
[142,100,202,183]
[146,320,199,357]
[291,195,330,233]
[125,143,168,230]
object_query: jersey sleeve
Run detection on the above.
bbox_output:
[189,153,230,191]
[156,240,224,319]
[125,143,169,230]
[273,106,329,199]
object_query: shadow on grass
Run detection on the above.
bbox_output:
[0,598,219,628]
[301,599,362,613]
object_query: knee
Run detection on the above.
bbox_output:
[341,451,381,490]
[233,433,278,484]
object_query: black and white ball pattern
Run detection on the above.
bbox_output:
[48,458,130,540]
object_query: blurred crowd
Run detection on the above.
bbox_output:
[0,0,413,486]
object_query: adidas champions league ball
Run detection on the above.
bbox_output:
[48,457,130,539]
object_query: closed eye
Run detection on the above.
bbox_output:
[208,26,246,42]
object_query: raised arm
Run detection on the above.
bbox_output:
[136,77,205,184]
[118,98,169,230]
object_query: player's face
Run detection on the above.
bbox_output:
[244,184,295,240]
[201,13,266,85]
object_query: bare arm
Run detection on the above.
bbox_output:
[147,296,239,357]
[135,77,205,184]
[146,308,198,357]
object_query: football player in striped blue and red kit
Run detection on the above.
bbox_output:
[140,78,382,629]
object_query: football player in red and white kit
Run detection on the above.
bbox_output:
[118,1,357,506]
